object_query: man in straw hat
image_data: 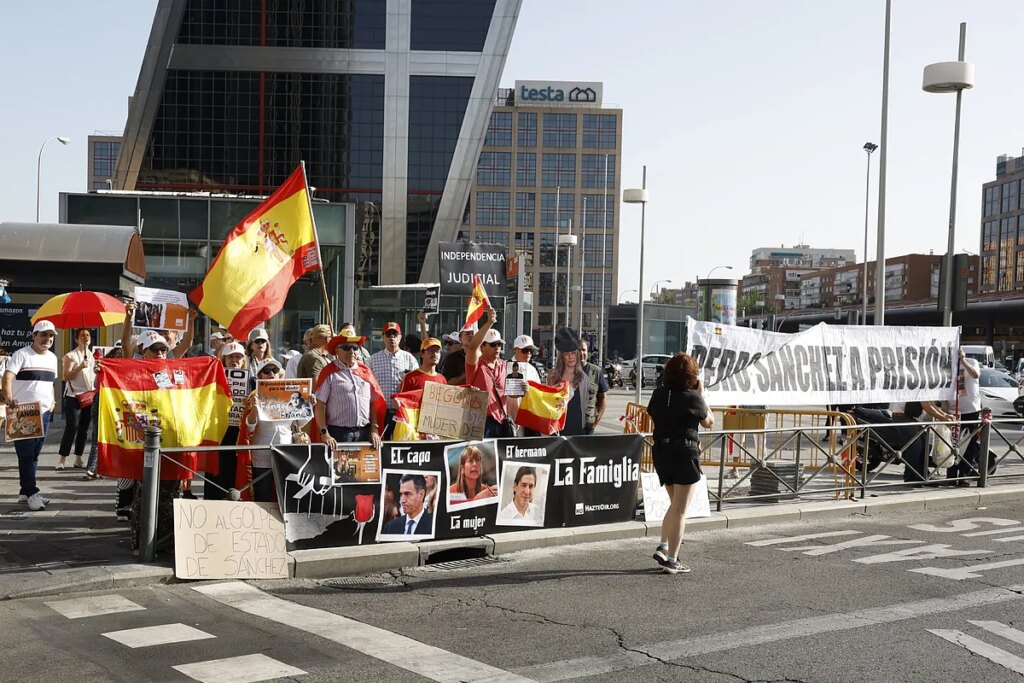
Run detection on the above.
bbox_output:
[313,330,387,451]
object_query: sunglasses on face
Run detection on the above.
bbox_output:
[149,346,169,354]
[384,331,400,338]
[252,339,268,345]
[484,342,504,348]
[423,347,440,354]
[339,344,360,352]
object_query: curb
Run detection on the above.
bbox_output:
[282,483,1024,579]
[2,565,175,601]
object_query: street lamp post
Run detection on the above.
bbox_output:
[874,0,892,325]
[552,186,561,360]
[650,279,671,302]
[619,289,638,303]
[598,154,610,362]
[862,142,878,324]
[623,167,649,405]
[36,136,70,222]
[923,23,974,327]
[706,265,733,280]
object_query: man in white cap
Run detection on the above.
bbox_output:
[506,335,542,435]
[464,309,512,438]
[2,320,59,510]
[208,331,225,356]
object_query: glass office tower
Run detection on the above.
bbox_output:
[114,0,521,285]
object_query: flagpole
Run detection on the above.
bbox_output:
[300,161,336,333]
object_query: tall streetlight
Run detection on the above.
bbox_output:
[862,142,878,324]
[551,186,561,360]
[598,154,611,363]
[36,136,70,222]
[619,289,638,303]
[923,22,974,327]
[623,166,649,405]
[650,279,671,301]
[874,0,892,325]
[706,265,733,280]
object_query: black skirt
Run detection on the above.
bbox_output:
[652,438,702,486]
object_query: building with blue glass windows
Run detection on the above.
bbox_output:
[111,0,521,286]
[463,80,622,350]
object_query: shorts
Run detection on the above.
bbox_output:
[652,440,702,486]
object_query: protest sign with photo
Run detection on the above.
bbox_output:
[173,499,288,579]
[256,378,313,422]
[5,402,43,442]
[225,368,249,427]
[132,286,191,333]
[438,241,507,296]
[445,440,499,511]
[271,435,644,549]
[333,444,381,485]
[686,317,959,406]
[423,286,439,315]
[417,383,487,440]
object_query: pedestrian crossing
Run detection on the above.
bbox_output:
[44,589,307,682]
[929,620,1024,675]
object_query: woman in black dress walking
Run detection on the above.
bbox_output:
[646,353,714,574]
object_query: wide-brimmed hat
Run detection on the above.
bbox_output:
[327,333,366,355]
[554,327,581,353]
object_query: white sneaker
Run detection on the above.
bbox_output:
[18,494,27,503]
[26,493,47,511]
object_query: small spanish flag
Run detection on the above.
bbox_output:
[96,358,232,480]
[391,389,423,441]
[190,165,321,340]
[516,380,570,435]
[464,274,490,329]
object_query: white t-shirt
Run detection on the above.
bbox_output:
[5,345,58,410]
[63,348,97,396]
[506,358,541,385]
[957,358,982,413]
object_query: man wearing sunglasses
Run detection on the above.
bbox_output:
[464,308,513,438]
[314,332,386,451]
[2,321,58,511]
[368,322,418,439]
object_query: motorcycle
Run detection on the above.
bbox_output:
[604,359,624,388]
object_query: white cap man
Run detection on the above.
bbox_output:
[509,335,541,384]
[2,320,59,510]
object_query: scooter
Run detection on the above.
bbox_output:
[604,359,624,388]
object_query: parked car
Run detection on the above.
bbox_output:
[962,344,995,367]
[979,367,1020,418]
[624,353,672,388]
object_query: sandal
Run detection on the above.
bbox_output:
[82,471,100,480]
[73,458,85,469]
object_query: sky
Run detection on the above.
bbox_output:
[3,1,1024,300]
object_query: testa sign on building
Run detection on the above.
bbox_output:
[514,81,603,107]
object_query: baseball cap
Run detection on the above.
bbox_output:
[460,322,479,334]
[140,330,170,350]
[446,331,461,343]
[222,341,246,357]
[254,358,283,374]
[382,322,402,336]
[247,328,269,343]
[513,334,537,350]
[32,320,56,334]
[483,329,503,344]
[210,331,224,341]
[421,337,443,351]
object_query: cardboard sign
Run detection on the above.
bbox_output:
[132,286,190,334]
[5,401,43,442]
[417,383,487,440]
[256,378,313,422]
[173,499,288,579]
[226,368,249,427]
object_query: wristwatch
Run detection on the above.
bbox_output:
[320,428,329,436]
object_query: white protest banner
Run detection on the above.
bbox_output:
[132,286,190,334]
[173,499,288,579]
[256,378,313,422]
[226,368,249,427]
[417,383,488,440]
[686,317,958,406]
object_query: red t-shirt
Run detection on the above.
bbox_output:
[398,369,447,394]
[465,357,507,421]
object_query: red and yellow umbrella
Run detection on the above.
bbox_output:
[31,291,126,329]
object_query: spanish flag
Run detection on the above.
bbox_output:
[96,358,232,480]
[516,380,570,435]
[190,165,321,340]
[391,389,423,441]
[464,274,490,329]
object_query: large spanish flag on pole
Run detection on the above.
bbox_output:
[96,357,232,480]
[189,164,323,340]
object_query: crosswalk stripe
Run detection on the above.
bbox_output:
[928,629,1024,675]
[102,623,216,648]
[173,653,306,683]
[744,530,861,546]
[193,581,534,683]
[45,595,145,620]
[969,621,1024,646]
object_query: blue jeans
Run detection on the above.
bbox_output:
[327,425,370,443]
[16,411,51,497]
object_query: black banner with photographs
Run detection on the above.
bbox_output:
[271,435,643,550]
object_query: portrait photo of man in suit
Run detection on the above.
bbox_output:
[380,471,437,539]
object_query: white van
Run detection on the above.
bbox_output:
[961,344,995,367]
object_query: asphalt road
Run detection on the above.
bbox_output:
[5,498,1024,681]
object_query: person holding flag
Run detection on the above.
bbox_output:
[464,308,513,438]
